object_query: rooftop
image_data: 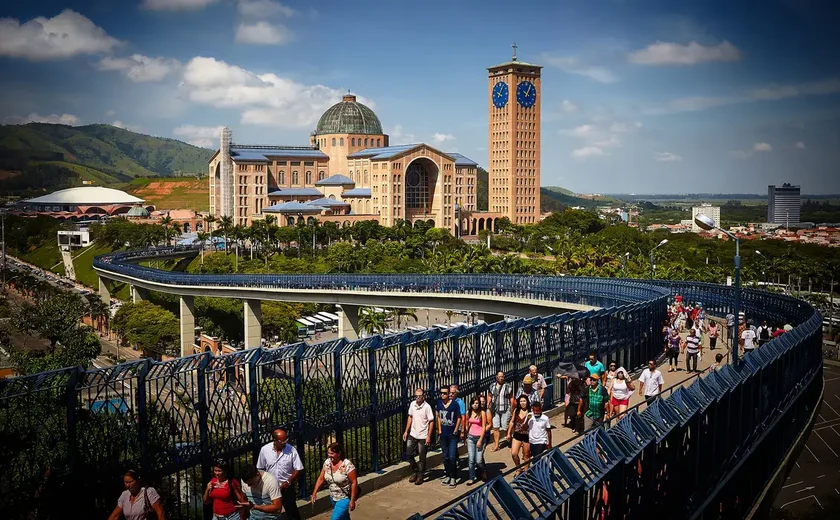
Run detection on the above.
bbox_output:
[263,201,324,214]
[315,94,383,136]
[268,188,324,197]
[230,145,328,161]
[448,153,478,167]
[314,174,355,186]
[347,143,427,160]
[341,188,372,198]
[24,186,144,206]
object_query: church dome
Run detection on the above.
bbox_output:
[315,95,383,135]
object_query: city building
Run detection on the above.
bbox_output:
[14,186,154,220]
[209,49,541,235]
[691,204,721,233]
[767,183,801,227]
[488,44,541,224]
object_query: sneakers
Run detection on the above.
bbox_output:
[441,477,450,486]
[409,474,417,483]
[449,478,457,488]
[467,479,478,486]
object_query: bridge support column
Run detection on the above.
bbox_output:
[479,313,506,324]
[338,305,361,340]
[244,299,262,349]
[179,296,196,357]
[98,276,111,305]
[130,285,148,304]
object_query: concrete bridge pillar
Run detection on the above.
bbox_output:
[179,296,196,357]
[130,285,148,304]
[479,313,506,324]
[98,276,111,305]
[244,299,262,349]
[338,304,361,340]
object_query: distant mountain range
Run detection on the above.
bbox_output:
[540,187,617,212]
[0,123,213,193]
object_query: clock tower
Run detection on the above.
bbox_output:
[488,43,542,224]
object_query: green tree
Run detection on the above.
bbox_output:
[357,308,386,337]
[112,301,180,356]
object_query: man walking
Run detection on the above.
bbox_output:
[684,329,702,373]
[527,365,547,402]
[403,388,434,485]
[256,429,304,520]
[437,386,462,487]
[487,371,512,451]
[638,360,664,405]
[527,402,552,458]
[578,374,609,430]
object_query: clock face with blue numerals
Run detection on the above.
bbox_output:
[492,82,508,108]
[516,81,537,108]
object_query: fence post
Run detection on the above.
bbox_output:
[293,343,306,497]
[333,344,344,446]
[248,349,260,455]
[137,359,151,471]
[65,366,80,474]
[367,339,381,472]
[196,354,211,487]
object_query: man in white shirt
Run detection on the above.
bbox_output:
[256,429,304,520]
[528,365,548,401]
[403,388,434,485]
[527,402,552,459]
[638,360,664,405]
[742,327,757,355]
[238,465,283,519]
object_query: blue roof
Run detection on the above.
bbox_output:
[341,188,372,197]
[263,201,323,213]
[315,174,355,186]
[307,197,350,207]
[230,145,328,161]
[347,144,422,160]
[448,153,478,167]
[268,188,324,197]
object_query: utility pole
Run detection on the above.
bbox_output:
[830,277,835,339]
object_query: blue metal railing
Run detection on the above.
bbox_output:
[0,247,822,520]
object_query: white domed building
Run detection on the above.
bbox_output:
[15,186,154,220]
[208,94,484,235]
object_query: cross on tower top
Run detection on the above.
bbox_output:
[512,42,518,61]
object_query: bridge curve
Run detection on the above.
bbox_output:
[0,246,822,520]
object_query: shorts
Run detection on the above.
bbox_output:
[492,410,511,431]
[513,432,529,443]
[610,396,629,407]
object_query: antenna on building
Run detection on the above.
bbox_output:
[512,42,518,61]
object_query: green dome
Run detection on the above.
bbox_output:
[126,205,149,217]
[315,95,383,135]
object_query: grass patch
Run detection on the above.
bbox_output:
[33,160,123,185]
[19,241,64,274]
[71,243,129,299]
[125,177,209,211]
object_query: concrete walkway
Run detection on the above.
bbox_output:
[309,331,727,520]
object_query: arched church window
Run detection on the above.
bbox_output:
[319,170,325,181]
[332,138,336,146]
[305,171,312,184]
[351,138,356,146]
[279,170,285,184]
[364,170,368,184]
[365,138,369,146]
[292,171,299,184]
[340,138,344,146]
[377,139,381,147]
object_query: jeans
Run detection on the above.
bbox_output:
[330,497,351,520]
[686,351,699,372]
[214,514,239,520]
[530,443,548,459]
[439,434,459,479]
[583,416,603,431]
[668,347,679,366]
[405,436,428,477]
[281,483,301,520]
[466,434,482,480]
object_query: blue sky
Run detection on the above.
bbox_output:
[1,0,838,194]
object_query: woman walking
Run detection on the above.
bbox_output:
[464,397,487,485]
[666,327,681,372]
[310,442,358,520]
[108,470,165,520]
[477,394,492,481]
[607,367,635,419]
[563,376,584,433]
[505,396,532,475]
[203,460,246,520]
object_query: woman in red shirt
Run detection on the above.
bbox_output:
[203,460,247,520]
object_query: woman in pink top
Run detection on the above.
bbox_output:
[464,397,487,485]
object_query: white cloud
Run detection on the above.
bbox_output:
[2,112,79,125]
[390,125,416,144]
[629,41,741,66]
[235,21,292,45]
[753,142,773,152]
[795,141,806,149]
[562,119,640,150]
[97,54,181,82]
[560,99,578,113]
[172,125,224,148]
[104,109,116,117]
[729,150,752,160]
[180,56,369,128]
[649,77,840,115]
[541,54,619,84]
[238,0,296,18]
[111,121,143,132]
[0,9,122,61]
[654,152,682,162]
[141,0,219,11]
[572,146,608,159]
[431,133,455,145]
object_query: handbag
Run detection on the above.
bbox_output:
[142,488,157,520]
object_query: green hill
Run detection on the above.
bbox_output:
[0,123,214,191]
[540,187,617,212]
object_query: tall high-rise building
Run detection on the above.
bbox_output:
[692,204,721,233]
[767,183,801,226]
[488,44,541,224]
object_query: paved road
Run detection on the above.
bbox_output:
[773,361,840,515]
[309,334,721,520]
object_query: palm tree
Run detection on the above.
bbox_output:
[358,307,386,337]
[160,215,173,244]
[196,231,210,265]
[393,308,417,330]
[203,214,216,233]
[218,215,234,254]
[445,310,454,324]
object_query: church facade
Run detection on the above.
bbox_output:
[209,51,540,235]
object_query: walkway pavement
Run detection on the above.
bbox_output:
[309,331,725,520]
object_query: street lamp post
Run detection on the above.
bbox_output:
[649,239,669,280]
[756,250,768,291]
[621,252,630,277]
[695,213,740,366]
